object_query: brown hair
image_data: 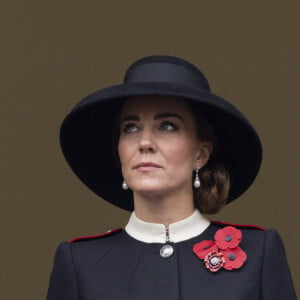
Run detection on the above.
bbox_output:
[189,103,230,214]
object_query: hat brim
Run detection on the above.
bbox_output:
[60,81,262,211]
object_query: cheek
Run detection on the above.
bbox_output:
[118,139,133,166]
[117,140,126,163]
[163,138,197,167]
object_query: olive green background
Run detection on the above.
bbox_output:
[1,1,299,299]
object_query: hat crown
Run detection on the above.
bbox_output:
[124,55,210,91]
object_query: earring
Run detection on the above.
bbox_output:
[193,167,201,188]
[122,180,129,190]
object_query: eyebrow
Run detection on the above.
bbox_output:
[154,113,183,121]
[121,113,183,123]
[121,115,139,123]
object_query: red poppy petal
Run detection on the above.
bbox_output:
[223,247,247,270]
[214,226,242,249]
[193,240,218,259]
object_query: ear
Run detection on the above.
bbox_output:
[195,141,213,169]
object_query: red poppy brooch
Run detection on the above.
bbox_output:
[193,226,247,272]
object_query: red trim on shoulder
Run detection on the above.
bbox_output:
[212,221,267,231]
[68,228,123,243]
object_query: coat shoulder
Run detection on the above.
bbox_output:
[211,220,268,231]
[66,228,127,263]
[68,228,123,243]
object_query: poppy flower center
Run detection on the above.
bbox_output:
[225,235,232,242]
[228,253,236,260]
[210,256,221,265]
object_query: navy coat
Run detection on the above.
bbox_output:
[47,222,296,299]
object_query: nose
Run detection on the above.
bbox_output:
[139,129,156,153]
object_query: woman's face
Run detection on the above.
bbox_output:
[118,95,211,197]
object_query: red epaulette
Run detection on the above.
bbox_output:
[68,228,123,243]
[212,221,267,231]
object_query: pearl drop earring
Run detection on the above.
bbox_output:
[193,167,201,188]
[122,180,128,190]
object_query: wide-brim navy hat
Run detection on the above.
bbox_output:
[60,55,262,211]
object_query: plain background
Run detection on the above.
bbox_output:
[1,1,299,299]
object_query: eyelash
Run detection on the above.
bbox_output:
[159,121,178,131]
[123,123,139,133]
[122,121,178,134]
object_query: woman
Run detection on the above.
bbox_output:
[47,55,296,299]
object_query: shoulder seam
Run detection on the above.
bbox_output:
[212,221,267,231]
[68,228,123,243]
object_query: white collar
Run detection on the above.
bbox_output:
[125,209,210,243]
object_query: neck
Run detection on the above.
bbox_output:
[133,188,195,226]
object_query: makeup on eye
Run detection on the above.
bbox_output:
[122,122,140,133]
[159,120,178,131]
[121,119,180,134]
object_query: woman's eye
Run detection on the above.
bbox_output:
[123,123,139,133]
[160,121,177,131]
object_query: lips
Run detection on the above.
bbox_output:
[133,162,162,170]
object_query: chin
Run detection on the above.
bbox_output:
[130,180,167,193]
[133,184,164,193]
[131,181,178,197]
